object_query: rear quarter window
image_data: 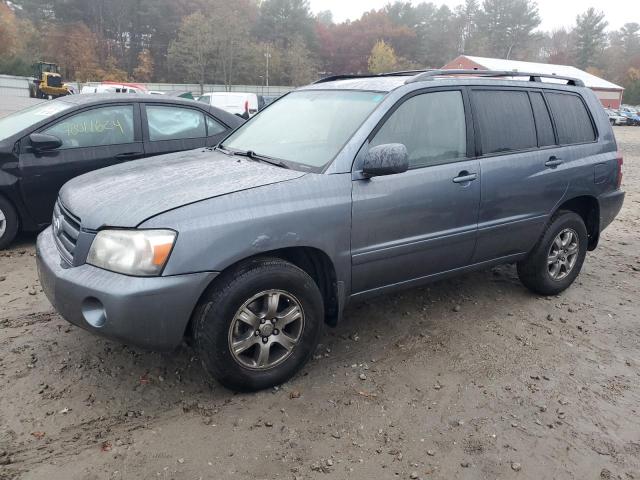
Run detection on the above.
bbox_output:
[472,90,537,155]
[545,92,596,145]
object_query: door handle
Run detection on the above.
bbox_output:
[545,156,563,168]
[452,171,478,184]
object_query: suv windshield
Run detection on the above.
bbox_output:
[0,100,74,141]
[222,90,385,170]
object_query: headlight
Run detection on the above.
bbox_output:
[87,229,176,276]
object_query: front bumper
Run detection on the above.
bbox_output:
[36,227,218,351]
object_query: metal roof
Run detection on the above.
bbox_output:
[460,56,623,90]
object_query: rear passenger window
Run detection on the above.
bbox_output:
[472,90,537,154]
[371,90,467,168]
[529,91,556,147]
[146,106,206,141]
[545,93,596,144]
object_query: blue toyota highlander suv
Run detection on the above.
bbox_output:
[37,70,625,391]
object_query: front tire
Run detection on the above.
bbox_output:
[517,211,588,296]
[0,196,19,250]
[193,257,324,391]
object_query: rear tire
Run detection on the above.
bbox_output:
[193,257,324,391]
[0,196,19,250]
[517,211,588,296]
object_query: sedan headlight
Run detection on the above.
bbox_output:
[87,229,176,276]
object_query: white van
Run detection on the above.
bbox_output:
[198,92,260,119]
[80,84,146,94]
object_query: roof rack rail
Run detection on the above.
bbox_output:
[405,69,585,87]
[313,69,435,84]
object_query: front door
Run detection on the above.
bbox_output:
[19,103,142,225]
[351,89,481,295]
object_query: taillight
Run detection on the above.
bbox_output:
[244,100,249,114]
[616,150,623,189]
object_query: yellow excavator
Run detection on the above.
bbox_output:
[29,62,72,99]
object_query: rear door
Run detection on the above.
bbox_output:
[351,88,481,295]
[19,103,142,224]
[142,104,215,156]
[470,88,576,263]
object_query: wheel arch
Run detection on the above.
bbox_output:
[0,191,20,229]
[185,246,341,341]
[553,195,600,251]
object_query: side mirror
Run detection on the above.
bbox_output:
[362,143,409,177]
[30,133,62,151]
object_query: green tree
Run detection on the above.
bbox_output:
[368,39,398,74]
[133,49,154,82]
[283,35,317,85]
[574,8,608,70]
[419,5,460,67]
[619,66,640,104]
[167,12,214,84]
[477,0,541,59]
[0,2,39,76]
[544,28,574,65]
[619,23,640,57]
[316,10,333,26]
[455,0,480,54]
[256,0,316,50]
[167,6,259,87]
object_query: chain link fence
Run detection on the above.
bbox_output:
[0,75,294,98]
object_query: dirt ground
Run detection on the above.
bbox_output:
[1,127,639,480]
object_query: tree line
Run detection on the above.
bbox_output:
[1,0,639,103]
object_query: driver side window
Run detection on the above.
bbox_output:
[43,105,135,150]
[371,90,467,169]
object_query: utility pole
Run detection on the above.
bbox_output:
[264,45,272,89]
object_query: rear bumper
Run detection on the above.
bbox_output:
[599,189,625,233]
[36,227,217,351]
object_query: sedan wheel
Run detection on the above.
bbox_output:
[0,208,6,238]
[0,197,19,250]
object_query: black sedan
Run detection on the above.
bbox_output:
[0,94,243,248]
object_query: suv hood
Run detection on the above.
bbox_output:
[60,148,306,230]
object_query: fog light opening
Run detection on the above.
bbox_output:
[82,297,107,328]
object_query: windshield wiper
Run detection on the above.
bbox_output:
[231,149,290,169]
[215,145,234,155]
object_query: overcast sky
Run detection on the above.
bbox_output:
[308,0,633,32]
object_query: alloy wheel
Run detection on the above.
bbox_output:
[228,290,305,370]
[547,228,579,280]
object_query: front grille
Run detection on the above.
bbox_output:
[53,201,81,264]
[47,75,62,88]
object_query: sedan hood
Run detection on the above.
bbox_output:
[60,149,306,230]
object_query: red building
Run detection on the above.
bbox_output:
[442,55,624,109]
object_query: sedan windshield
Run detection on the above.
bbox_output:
[222,90,385,170]
[0,100,74,141]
